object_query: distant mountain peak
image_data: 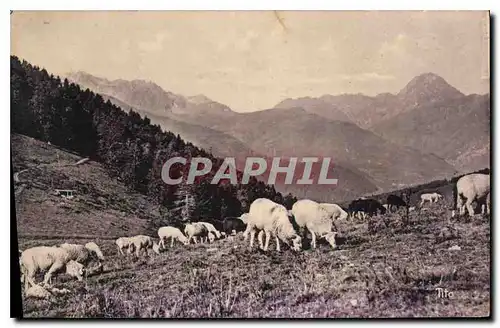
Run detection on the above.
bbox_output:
[187,94,214,104]
[397,72,464,108]
[67,71,234,116]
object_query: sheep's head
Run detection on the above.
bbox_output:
[291,235,302,252]
[324,232,338,249]
[152,242,161,255]
[66,260,85,281]
[339,210,348,221]
[208,232,216,243]
[180,235,189,245]
[85,242,105,261]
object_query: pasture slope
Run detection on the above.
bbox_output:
[13,134,490,318]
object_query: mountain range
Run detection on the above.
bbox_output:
[66,71,490,201]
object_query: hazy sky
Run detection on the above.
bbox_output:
[11,11,489,112]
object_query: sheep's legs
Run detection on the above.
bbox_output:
[275,236,280,251]
[257,231,265,249]
[249,230,256,248]
[465,200,475,217]
[487,194,491,214]
[264,230,271,251]
[24,271,37,292]
[43,261,64,286]
[170,237,175,248]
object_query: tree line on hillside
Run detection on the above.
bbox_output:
[10,56,297,226]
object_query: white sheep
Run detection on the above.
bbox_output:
[291,199,347,249]
[158,226,189,248]
[59,242,105,277]
[452,173,490,217]
[25,285,53,299]
[184,223,209,244]
[193,222,221,239]
[420,193,443,206]
[19,246,82,292]
[116,237,133,256]
[127,235,160,256]
[65,260,86,281]
[245,198,302,252]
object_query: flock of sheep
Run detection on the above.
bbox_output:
[18,172,490,299]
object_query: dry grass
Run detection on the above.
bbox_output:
[13,134,490,318]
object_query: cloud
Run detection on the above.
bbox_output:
[339,72,396,82]
[138,33,168,52]
[378,33,410,58]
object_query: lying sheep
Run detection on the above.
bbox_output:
[25,285,52,299]
[65,260,86,281]
[291,199,347,249]
[25,285,72,299]
[158,226,189,248]
[245,198,302,252]
[20,246,82,292]
[194,222,221,239]
[184,223,209,244]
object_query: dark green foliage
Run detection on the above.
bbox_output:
[10,56,287,222]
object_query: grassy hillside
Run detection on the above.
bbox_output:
[14,134,490,318]
[12,134,163,239]
[372,94,490,173]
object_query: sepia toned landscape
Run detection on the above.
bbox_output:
[11,11,490,318]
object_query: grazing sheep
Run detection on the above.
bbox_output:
[19,246,79,292]
[222,217,247,235]
[386,195,408,212]
[452,173,490,217]
[348,199,386,218]
[245,198,302,252]
[116,237,134,256]
[59,242,105,265]
[194,222,222,239]
[291,199,346,250]
[158,226,189,248]
[127,235,160,256]
[184,223,209,244]
[420,193,443,206]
